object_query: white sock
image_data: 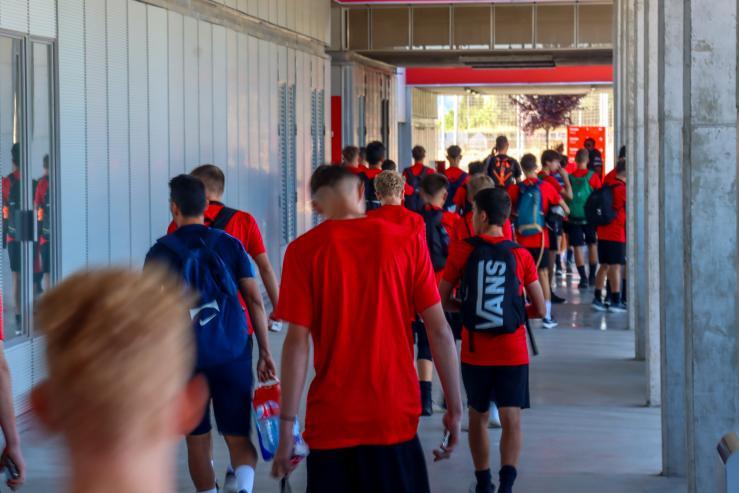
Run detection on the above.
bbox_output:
[235,465,255,493]
[545,301,552,319]
[197,489,217,493]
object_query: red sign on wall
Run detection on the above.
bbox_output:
[567,126,606,172]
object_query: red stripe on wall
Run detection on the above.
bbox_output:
[331,96,343,165]
[405,65,613,86]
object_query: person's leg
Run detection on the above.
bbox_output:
[538,266,557,328]
[586,226,599,284]
[498,407,522,467]
[462,364,496,493]
[187,433,217,492]
[469,408,492,471]
[223,436,257,493]
[493,365,529,493]
[415,320,434,415]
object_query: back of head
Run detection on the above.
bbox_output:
[191,164,225,197]
[520,154,538,174]
[541,150,561,168]
[575,148,590,166]
[495,135,509,154]
[468,160,486,176]
[616,158,627,175]
[381,159,398,171]
[170,174,207,217]
[421,173,448,198]
[311,165,363,217]
[342,146,360,164]
[618,145,627,159]
[447,145,462,160]
[374,171,405,200]
[365,141,386,166]
[474,187,512,227]
[467,174,495,203]
[412,145,426,162]
[36,268,194,449]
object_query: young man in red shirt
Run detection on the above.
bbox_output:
[271,166,463,492]
[484,136,522,189]
[508,155,569,329]
[567,149,602,288]
[3,143,21,334]
[340,145,360,170]
[593,158,627,313]
[403,145,436,212]
[440,187,545,493]
[442,145,469,212]
[539,150,572,304]
[360,141,386,211]
[456,175,514,243]
[368,170,425,237]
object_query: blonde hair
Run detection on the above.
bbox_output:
[374,171,405,200]
[467,175,495,203]
[37,268,194,447]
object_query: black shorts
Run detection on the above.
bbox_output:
[191,338,253,436]
[526,247,549,269]
[7,241,20,273]
[447,311,463,341]
[413,319,432,361]
[307,436,430,493]
[598,240,626,265]
[567,222,597,247]
[462,363,530,413]
[548,229,560,252]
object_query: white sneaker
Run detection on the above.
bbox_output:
[488,403,502,429]
[268,320,283,333]
[223,471,237,493]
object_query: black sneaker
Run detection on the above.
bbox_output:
[609,302,627,313]
[592,298,608,312]
[469,481,496,493]
[542,318,558,329]
[551,292,566,304]
[578,278,589,290]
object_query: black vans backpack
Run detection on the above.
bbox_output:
[459,238,526,348]
[403,167,431,213]
[585,183,621,226]
[444,171,468,211]
[421,207,450,271]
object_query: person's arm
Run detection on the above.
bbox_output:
[0,345,24,490]
[271,324,311,478]
[439,280,461,313]
[421,303,463,459]
[253,253,280,314]
[524,281,546,319]
[559,170,573,201]
[238,278,276,382]
[558,197,570,215]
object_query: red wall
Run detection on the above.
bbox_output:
[331,96,343,165]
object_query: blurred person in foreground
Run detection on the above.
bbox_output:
[0,292,24,490]
[31,269,208,493]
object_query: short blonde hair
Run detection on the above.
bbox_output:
[374,171,405,199]
[467,174,495,203]
[37,268,194,447]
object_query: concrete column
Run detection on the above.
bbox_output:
[657,0,687,477]
[643,0,661,407]
[613,0,622,152]
[681,0,738,491]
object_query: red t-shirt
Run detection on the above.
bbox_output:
[363,167,382,180]
[597,175,627,243]
[406,162,435,177]
[455,211,513,242]
[367,205,425,237]
[443,166,467,183]
[538,172,563,194]
[443,235,538,366]
[452,185,468,210]
[2,170,20,243]
[274,217,440,450]
[345,166,365,176]
[570,168,602,189]
[507,179,562,249]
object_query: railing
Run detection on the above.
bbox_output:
[718,432,739,492]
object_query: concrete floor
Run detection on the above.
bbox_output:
[18,276,686,492]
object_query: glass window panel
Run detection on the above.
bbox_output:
[494,5,533,49]
[348,9,369,50]
[412,6,450,50]
[454,6,491,49]
[578,4,613,48]
[536,5,575,48]
[372,8,410,50]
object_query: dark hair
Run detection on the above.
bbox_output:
[616,158,626,174]
[474,188,511,227]
[618,145,627,159]
[191,164,225,195]
[421,173,448,197]
[381,159,397,171]
[520,154,538,173]
[365,141,386,166]
[494,136,509,153]
[169,174,207,217]
[310,164,358,196]
[359,147,367,161]
[541,150,561,167]
[575,148,590,164]
[412,145,426,162]
[11,142,20,166]
[447,145,462,159]
[584,138,596,146]
[342,146,360,164]
[468,161,486,175]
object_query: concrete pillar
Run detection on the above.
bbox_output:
[643,0,661,407]
[657,0,688,477]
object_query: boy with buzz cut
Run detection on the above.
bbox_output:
[567,149,602,288]
[440,187,546,493]
[507,154,569,330]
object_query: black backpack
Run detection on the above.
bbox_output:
[421,207,450,271]
[403,167,431,213]
[208,206,238,231]
[358,173,381,211]
[459,238,526,349]
[585,183,621,226]
[444,171,468,211]
[486,155,517,188]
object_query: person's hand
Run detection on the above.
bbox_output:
[257,352,277,382]
[2,444,25,491]
[271,439,299,479]
[433,409,462,462]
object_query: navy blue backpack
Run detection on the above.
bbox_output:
[158,230,248,369]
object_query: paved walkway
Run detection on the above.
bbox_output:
[19,279,686,492]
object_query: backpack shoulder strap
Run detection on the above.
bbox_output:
[464,237,487,249]
[211,207,238,230]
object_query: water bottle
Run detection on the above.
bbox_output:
[253,380,281,461]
